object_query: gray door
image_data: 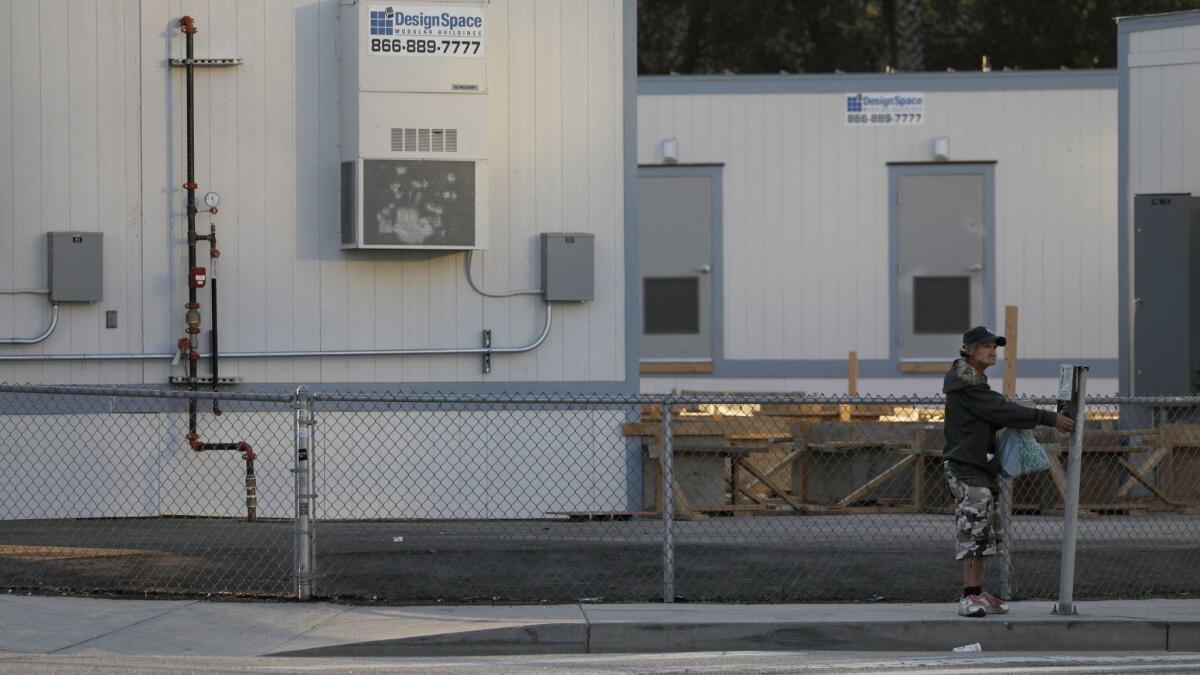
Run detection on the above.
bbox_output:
[1133,194,1199,395]
[638,172,715,362]
[896,171,988,360]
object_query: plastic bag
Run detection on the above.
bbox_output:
[997,427,1050,478]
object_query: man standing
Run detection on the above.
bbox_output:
[943,325,1074,617]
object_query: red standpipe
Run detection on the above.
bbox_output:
[177,15,254,522]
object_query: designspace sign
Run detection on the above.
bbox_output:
[844,92,925,126]
[367,4,486,57]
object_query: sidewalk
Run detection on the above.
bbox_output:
[2,594,1199,658]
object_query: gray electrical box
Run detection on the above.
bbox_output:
[47,232,103,302]
[1133,194,1200,395]
[541,233,594,302]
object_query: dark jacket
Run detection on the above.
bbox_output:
[943,358,1057,483]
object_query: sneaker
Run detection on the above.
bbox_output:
[958,594,988,617]
[980,591,1009,614]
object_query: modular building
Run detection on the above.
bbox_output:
[0,0,638,520]
[1117,10,1200,396]
[637,70,1119,395]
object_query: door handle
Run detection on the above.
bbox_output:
[695,264,712,274]
[965,263,983,273]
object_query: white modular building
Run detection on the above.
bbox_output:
[637,70,1119,395]
[0,0,636,395]
[1117,10,1200,396]
[0,0,638,520]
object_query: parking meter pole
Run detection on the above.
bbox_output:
[1055,365,1088,615]
[661,396,675,603]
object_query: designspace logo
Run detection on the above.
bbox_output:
[846,93,924,112]
[369,6,484,37]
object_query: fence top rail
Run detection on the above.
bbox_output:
[2,382,1197,408]
[312,391,649,405]
[0,382,293,403]
[309,392,953,405]
[312,392,1200,406]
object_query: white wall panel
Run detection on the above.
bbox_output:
[639,80,1118,362]
[0,0,19,384]
[0,410,629,520]
[0,0,628,386]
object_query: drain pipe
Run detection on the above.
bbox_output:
[244,443,257,522]
[209,228,221,415]
[1,304,59,345]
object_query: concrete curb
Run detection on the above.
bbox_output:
[269,623,589,657]
[267,618,1200,657]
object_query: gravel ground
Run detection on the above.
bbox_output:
[2,513,1199,603]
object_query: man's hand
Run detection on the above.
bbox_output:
[1055,413,1075,433]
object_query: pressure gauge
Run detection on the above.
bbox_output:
[203,192,220,208]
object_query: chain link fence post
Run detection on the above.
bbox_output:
[661,395,675,603]
[1055,366,1089,615]
[293,385,316,600]
[998,477,1013,599]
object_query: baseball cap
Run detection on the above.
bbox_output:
[962,325,1006,347]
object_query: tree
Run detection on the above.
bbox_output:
[638,0,1200,75]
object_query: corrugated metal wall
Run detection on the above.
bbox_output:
[0,0,628,386]
[1126,24,1200,198]
[638,82,1117,363]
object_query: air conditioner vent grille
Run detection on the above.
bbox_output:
[391,128,458,152]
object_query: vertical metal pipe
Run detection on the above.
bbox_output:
[245,453,257,522]
[661,396,675,603]
[210,271,220,413]
[293,386,315,600]
[998,477,1012,599]
[1056,366,1089,615]
[182,17,199,435]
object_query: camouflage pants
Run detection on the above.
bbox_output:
[945,463,1003,560]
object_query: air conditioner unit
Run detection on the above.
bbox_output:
[339,1,489,250]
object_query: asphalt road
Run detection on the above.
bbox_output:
[5,651,1200,674]
[2,514,1199,603]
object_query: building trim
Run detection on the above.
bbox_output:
[639,70,1117,97]
[642,358,1119,380]
[1118,25,1132,395]
[637,162,725,168]
[622,0,639,394]
[1117,10,1200,33]
[886,160,998,166]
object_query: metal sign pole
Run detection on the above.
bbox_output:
[1055,365,1089,615]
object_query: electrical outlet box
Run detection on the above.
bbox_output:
[47,232,103,302]
[541,233,594,302]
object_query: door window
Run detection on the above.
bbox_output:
[644,277,700,334]
[913,276,971,334]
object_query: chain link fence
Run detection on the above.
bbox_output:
[2,382,1199,604]
[0,384,295,597]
